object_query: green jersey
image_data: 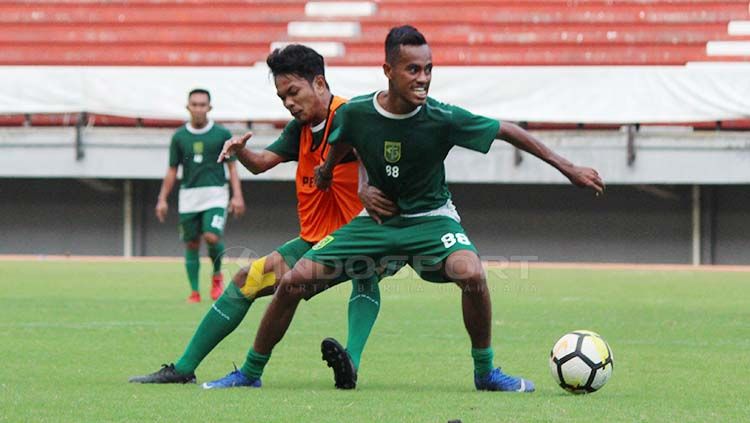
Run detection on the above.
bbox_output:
[169,120,234,213]
[328,92,500,214]
[169,121,233,188]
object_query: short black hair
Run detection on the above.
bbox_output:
[385,25,427,64]
[188,88,211,102]
[267,44,327,86]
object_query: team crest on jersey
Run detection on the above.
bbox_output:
[193,142,204,163]
[384,141,401,163]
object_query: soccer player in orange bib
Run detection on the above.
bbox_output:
[130,44,398,390]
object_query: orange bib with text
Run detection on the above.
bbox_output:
[295,96,362,243]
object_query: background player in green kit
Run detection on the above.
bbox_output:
[203,26,604,392]
[156,88,245,303]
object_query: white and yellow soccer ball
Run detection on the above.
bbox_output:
[549,330,613,394]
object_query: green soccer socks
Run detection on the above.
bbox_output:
[184,248,200,292]
[346,276,381,370]
[471,347,495,378]
[174,284,252,374]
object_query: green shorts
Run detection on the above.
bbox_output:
[276,235,405,300]
[304,215,478,284]
[275,237,316,269]
[178,207,226,242]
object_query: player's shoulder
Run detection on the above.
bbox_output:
[172,123,190,139]
[282,118,303,133]
[212,121,230,132]
[338,92,377,113]
[211,122,232,137]
[424,97,460,118]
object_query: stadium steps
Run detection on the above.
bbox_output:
[0,0,748,128]
[1,23,743,44]
[0,0,748,65]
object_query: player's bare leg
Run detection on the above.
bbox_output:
[446,250,492,349]
[254,258,333,354]
[445,250,534,392]
[201,258,335,389]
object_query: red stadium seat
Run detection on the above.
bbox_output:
[0,0,747,66]
[1,0,748,128]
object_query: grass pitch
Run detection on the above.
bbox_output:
[1,260,748,422]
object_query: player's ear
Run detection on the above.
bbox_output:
[382,62,392,80]
[313,75,326,94]
[207,104,213,112]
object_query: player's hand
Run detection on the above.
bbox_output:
[314,165,333,191]
[155,199,168,222]
[563,165,605,196]
[359,185,398,224]
[218,131,253,162]
[229,196,246,218]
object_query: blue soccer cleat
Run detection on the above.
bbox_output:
[475,367,535,392]
[201,367,261,390]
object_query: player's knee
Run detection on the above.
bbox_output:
[446,256,485,285]
[453,268,487,294]
[275,271,307,302]
[232,266,249,289]
[185,239,200,250]
[237,257,278,300]
[203,232,220,245]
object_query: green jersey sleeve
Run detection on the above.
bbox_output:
[266,120,302,161]
[168,132,181,167]
[448,105,500,154]
[326,104,350,146]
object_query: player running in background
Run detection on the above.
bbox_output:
[130,45,398,389]
[155,88,245,303]
[203,25,604,392]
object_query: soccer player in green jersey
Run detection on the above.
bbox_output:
[156,88,246,303]
[204,26,604,392]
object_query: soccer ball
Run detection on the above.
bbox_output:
[549,330,613,394]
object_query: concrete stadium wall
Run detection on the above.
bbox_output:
[1,178,749,264]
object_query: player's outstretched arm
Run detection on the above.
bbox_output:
[498,122,605,195]
[155,166,178,222]
[314,142,354,191]
[217,131,284,175]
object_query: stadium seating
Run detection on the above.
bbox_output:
[1,0,748,66]
[1,0,748,128]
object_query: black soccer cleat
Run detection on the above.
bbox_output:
[128,363,196,384]
[321,337,357,390]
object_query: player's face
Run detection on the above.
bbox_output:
[186,92,211,126]
[274,74,328,125]
[385,44,432,107]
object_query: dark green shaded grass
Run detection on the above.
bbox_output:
[0,261,748,422]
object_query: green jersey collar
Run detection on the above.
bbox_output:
[186,120,215,135]
[372,91,421,120]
